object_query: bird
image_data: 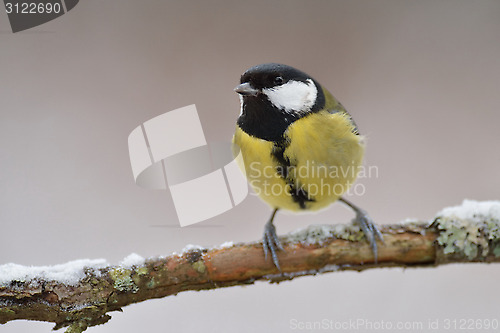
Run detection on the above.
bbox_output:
[232,63,383,271]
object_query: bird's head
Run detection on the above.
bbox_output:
[234,63,325,141]
[235,63,323,116]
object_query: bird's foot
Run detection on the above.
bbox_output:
[353,209,384,263]
[263,220,284,271]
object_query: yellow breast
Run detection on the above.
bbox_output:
[233,110,364,212]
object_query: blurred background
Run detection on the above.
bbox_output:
[1,0,499,332]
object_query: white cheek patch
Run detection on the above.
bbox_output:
[238,94,244,116]
[263,79,318,114]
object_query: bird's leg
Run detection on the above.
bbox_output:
[338,197,384,263]
[262,208,284,271]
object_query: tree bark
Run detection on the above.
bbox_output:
[1,210,499,332]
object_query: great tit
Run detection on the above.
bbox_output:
[233,63,383,270]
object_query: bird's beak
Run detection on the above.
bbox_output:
[234,82,259,96]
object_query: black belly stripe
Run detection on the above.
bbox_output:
[271,139,315,209]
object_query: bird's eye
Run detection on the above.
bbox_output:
[274,76,284,85]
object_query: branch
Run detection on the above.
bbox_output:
[1,200,499,332]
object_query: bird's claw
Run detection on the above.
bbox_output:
[263,221,284,271]
[353,209,384,263]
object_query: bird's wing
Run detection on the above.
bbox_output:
[322,87,359,135]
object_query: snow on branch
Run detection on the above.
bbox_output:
[1,200,500,333]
